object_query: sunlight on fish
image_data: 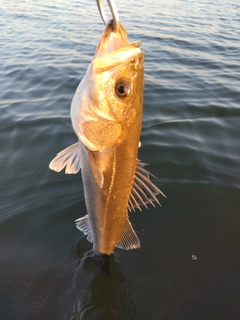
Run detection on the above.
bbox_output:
[49,12,165,255]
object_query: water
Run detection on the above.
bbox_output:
[1,0,240,319]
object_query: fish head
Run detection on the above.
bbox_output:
[72,20,144,152]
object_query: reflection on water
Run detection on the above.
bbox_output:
[73,253,136,320]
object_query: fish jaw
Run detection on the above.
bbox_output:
[94,19,132,58]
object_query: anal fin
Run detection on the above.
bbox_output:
[128,159,166,212]
[49,141,81,174]
[75,215,93,243]
[116,218,140,250]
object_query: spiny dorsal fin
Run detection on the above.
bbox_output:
[128,159,166,212]
[49,142,81,174]
[115,218,140,250]
[75,215,93,243]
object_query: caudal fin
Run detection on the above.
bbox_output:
[49,142,81,174]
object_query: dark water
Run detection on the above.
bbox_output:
[1,0,240,319]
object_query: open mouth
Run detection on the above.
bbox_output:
[94,19,131,58]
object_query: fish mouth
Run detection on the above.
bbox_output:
[94,19,141,59]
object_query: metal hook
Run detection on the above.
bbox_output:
[96,0,120,32]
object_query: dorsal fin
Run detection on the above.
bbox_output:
[128,159,166,212]
[115,218,140,250]
[75,215,93,243]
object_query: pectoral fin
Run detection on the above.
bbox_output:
[128,159,166,212]
[49,142,81,174]
[115,218,140,250]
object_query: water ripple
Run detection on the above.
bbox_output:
[1,1,240,319]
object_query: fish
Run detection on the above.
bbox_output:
[49,19,165,255]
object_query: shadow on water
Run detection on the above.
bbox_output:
[72,252,136,320]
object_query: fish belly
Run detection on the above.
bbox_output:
[80,133,139,255]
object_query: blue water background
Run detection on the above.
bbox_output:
[1,0,240,319]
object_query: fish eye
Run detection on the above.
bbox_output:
[115,81,130,98]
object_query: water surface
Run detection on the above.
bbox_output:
[1,0,240,319]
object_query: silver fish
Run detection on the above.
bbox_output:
[49,20,165,255]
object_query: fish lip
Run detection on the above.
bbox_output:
[94,19,141,59]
